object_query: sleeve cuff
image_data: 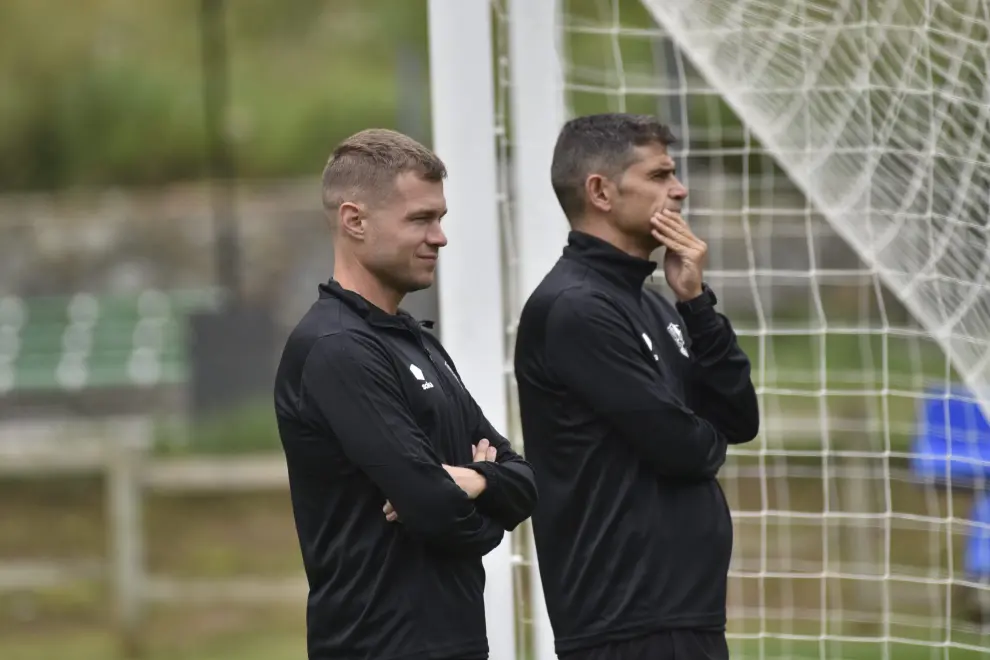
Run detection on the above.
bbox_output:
[464,461,500,503]
[675,288,721,335]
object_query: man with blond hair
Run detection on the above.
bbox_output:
[274,128,538,660]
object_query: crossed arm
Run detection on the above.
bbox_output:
[545,291,733,479]
[460,394,539,531]
[302,331,535,557]
[670,290,760,446]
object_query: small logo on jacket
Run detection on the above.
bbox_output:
[409,364,434,390]
[667,323,689,357]
[641,332,659,361]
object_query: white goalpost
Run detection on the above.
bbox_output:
[431,0,990,659]
[427,3,516,660]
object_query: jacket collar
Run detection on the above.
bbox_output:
[318,279,434,331]
[562,230,657,294]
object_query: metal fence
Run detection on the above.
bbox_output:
[0,417,299,655]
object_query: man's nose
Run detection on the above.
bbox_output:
[670,178,688,200]
[428,222,448,247]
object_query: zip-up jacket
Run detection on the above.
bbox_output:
[513,230,759,655]
[274,279,538,660]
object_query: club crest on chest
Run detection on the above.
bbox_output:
[666,322,690,357]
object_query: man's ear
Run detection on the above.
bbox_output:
[338,202,366,240]
[585,174,613,214]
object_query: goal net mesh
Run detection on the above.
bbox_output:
[501,0,990,657]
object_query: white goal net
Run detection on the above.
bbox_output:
[488,0,990,658]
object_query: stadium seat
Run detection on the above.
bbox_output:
[0,289,220,394]
[967,493,990,579]
[911,386,990,487]
[911,387,990,581]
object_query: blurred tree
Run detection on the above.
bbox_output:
[0,0,429,191]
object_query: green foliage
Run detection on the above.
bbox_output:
[154,398,280,455]
[0,0,766,191]
[0,0,429,191]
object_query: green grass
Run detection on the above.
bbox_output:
[4,457,990,659]
[4,631,985,660]
[0,626,305,660]
[0,477,302,659]
[729,637,990,659]
[728,327,964,453]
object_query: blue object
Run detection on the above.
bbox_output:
[967,493,990,578]
[910,386,990,487]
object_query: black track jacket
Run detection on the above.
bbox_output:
[513,231,759,655]
[274,280,538,660]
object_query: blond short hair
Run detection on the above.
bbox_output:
[322,129,447,213]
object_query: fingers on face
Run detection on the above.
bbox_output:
[651,209,687,233]
[651,215,688,250]
[651,226,676,250]
[651,212,705,252]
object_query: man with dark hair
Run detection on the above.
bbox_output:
[275,128,538,660]
[514,113,760,659]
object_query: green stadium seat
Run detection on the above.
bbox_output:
[0,289,220,394]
